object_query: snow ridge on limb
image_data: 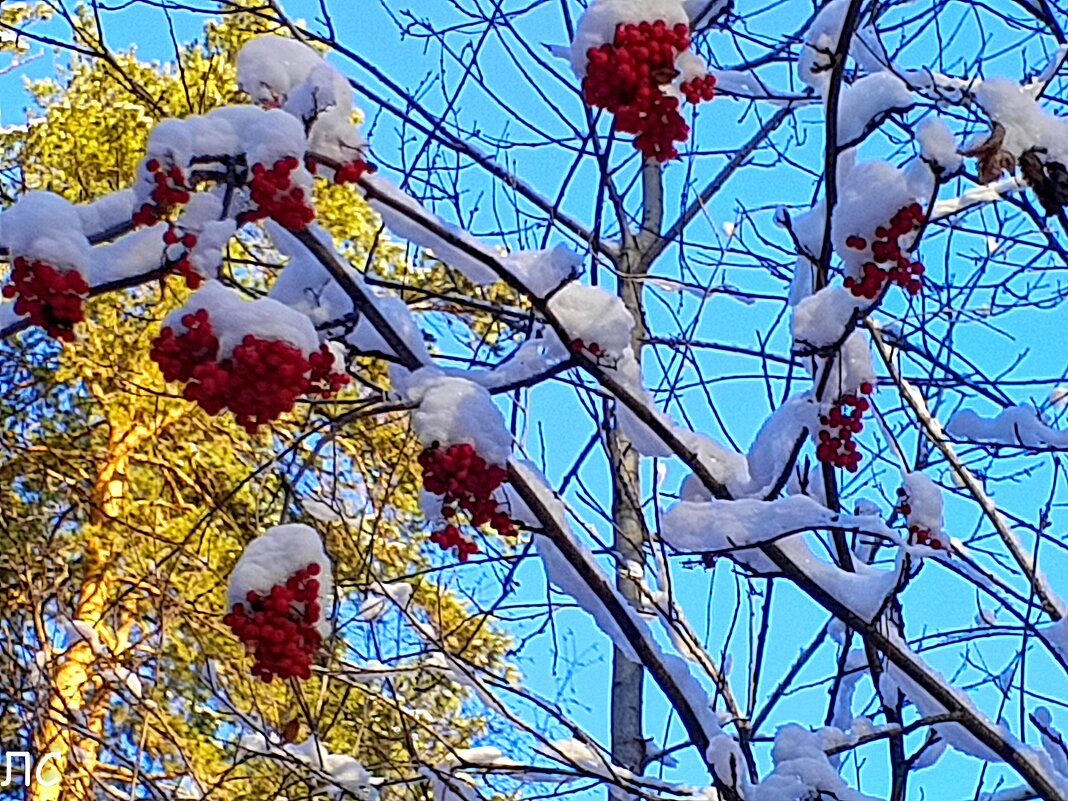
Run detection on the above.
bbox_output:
[661,495,899,621]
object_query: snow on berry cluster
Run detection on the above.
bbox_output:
[815,382,873,472]
[407,373,517,561]
[843,203,926,300]
[572,1,715,162]
[133,158,191,227]
[226,524,332,682]
[239,157,316,231]
[898,471,947,552]
[150,282,348,433]
[418,443,516,561]
[0,192,92,341]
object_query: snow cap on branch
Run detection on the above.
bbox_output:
[238,35,340,110]
[832,159,918,275]
[145,106,307,169]
[918,117,963,176]
[501,245,581,299]
[792,286,868,349]
[228,524,332,637]
[798,0,849,93]
[238,35,370,169]
[974,78,1068,162]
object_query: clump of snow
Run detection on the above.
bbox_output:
[165,279,320,358]
[357,582,414,622]
[837,73,913,146]
[266,223,430,362]
[178,193,237,283]
[947,405,1068,448]
[749,724,880,801]
[798,0,848,93]
[145,106,307,171]
[77,189,135,234]
[238,36,369,169]
[1034,707,1068,781]
[502,245,581,298]
[86,226,166,285]
[1043,619,1068,666]
[974,78,1068,162]
[724,395,818,498]
[830,331,875,391]
[883,658,1007,764]
[538,529,640,660]
[1,191,90,273]
[406,370,513,464]
[918,117,963,176]
[547,283,635,355]
[707,734,747,790]
[792,286,868,349]
[228,524,332,637]
[612,373,752,496]
[902,471,943,534]
[237,36,327,106]
[569,0,690,77]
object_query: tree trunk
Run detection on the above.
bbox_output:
[608,161,661,783]
[32,411,179,800]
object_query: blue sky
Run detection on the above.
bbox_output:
[4,1,1068,799]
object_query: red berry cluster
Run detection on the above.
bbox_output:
[133,158,191,227]
[239,157,315,231]
[430,523,479,561]
[418,443,516,562]
[163,226,203,289]
[582,20,712,162]
[816,382,873,472]
[150,310,349,433]
[222,562,324,682]
[843,204,926,300]
[679,74,717,104]
[150,309,219,382]
[909,525,946,550]
[2,257,89,341]
[569,337,604,357]
[333,159,376,185]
